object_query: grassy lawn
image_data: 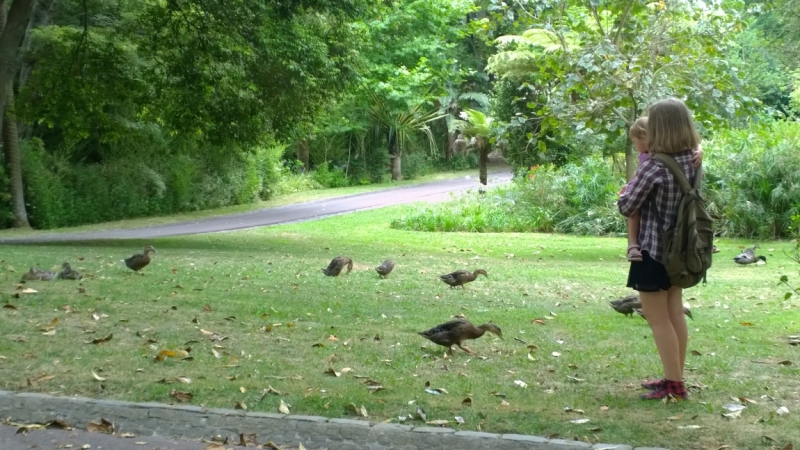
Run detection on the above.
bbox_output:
[0,166,492,239]
[1,205,798,450]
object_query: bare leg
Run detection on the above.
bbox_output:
[640,290,682,381]
[626,211,642,260]
[666,286,688,379]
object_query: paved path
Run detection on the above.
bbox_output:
[0,424,211,450]
[0,170,513,244]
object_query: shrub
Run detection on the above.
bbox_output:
[312,162,349,188]
[391,156,626,235]
[704,120,800,239]
[401,152,434,179]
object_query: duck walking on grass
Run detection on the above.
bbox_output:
[375,259,395,278]
[609,294,641,317]
[322,256,353,277]
[21,267,56,281]
[439,269,487,289]
[418,319,503,355]
[125,246,156,274]
[734,245,766,266]
[57,262,82,280]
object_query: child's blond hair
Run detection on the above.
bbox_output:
[629,117,648,140]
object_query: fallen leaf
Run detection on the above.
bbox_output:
[86,418,114,434]
[741,322,753,326]
[169,390,193,402]
[454,416,465,425]
[85,334,113,345]
[156,350,177,361]
[325,368,341,377]
[569,418,590,424]
[279,399,290,414]
[91,371,106,382]
[235,401,247,410]
[211,349,221,358]
[3,303,17,310]
[462,397,473,406]
[776,406,790,415]
[416,407,427,421]
[426,420,449,426]
[691,350,702,356]
[514,380,528,388]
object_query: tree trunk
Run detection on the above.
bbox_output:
[625,141,636,181]
[391,153,402,181]
[446,131,454,161]
[2,87,29,227]
[296,138,309,172]
[1,0,32,228]
[479,145,488,186]
[0,0,36,115]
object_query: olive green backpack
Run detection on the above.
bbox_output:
[653,153,714,288]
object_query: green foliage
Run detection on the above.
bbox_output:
[704,120,800,239]
[483,0,760,176]
[18,137,284,229]
[312,162,349,188]
[392,156,625,234]
[400,151,434,179]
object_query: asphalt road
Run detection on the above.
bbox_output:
[0,424,213,450]
[0,169,513,244]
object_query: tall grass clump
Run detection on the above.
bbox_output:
[704,120,800,239]
[392,156,626,234]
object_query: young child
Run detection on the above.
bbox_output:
[621,117,651,261]
[621,117,703,261]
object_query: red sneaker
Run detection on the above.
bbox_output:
[641,379,665,391]
[640,379,689,400]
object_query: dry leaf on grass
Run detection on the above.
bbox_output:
[91,371,106,382]
[279,399,290,414]
[169,390,193,402]
[86,418,114,434]
[85,334,113,345]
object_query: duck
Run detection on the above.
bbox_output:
[125,245,156,274]
[375,259,395,278]
[322,256,353,277]
[57,262,82,280]
[609,294,640,317]
[21,267,56,281]
[734,245,766,265]
[418,319,503,355]
[634,306,694,321]
[439,269,487,289]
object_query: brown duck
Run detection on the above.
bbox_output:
[439,269,487,289]
[419,319,503,355]
[322,256,353,277]
[125,246,156,274]
[609,294,640,317]
[375,259,395,278]
[57,262,82,280]
[610,294,693,320]
[21,267,56,281]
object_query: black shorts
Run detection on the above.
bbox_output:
[626,251,672,292]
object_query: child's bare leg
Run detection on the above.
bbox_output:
[627,211,642,261]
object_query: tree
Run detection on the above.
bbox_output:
[366,91,445,180]
[0,0,33,228]
[449,108,493,185]
[486,0,759,178]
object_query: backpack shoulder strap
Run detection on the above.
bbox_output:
[652,153,696,194]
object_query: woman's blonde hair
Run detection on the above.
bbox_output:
[646,98,700,154]
[629,117,648,140]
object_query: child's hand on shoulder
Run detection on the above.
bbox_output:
[692,145,704,167]
[618,185,628,196]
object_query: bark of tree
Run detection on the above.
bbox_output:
[391,154,402,181]
[478,142,488,186]
[1,0,33,228]
[0,0,35,116]
[446,131,454,161]
[2,88,28,227]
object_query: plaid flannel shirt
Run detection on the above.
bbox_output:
[618,149,697,263]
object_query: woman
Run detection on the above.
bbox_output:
[618,98,701,400]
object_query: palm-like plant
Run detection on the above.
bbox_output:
[366,91,446,180]
[449,108,493,186]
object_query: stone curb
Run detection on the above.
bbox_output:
[0,390,665,450]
